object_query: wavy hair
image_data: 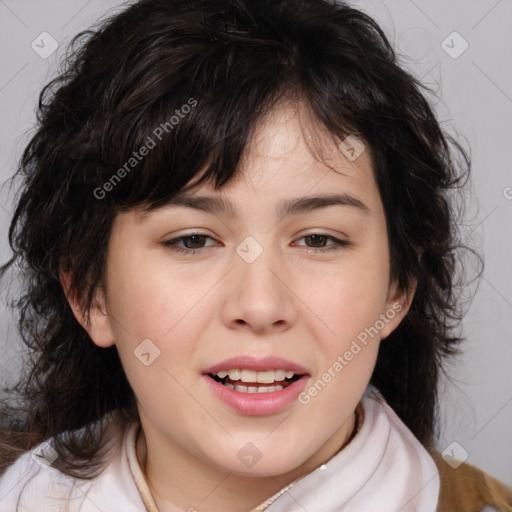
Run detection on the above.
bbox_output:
[0,0,474,479]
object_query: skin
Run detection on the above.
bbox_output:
[63,101,414,512]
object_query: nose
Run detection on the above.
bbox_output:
[220,238,298,336]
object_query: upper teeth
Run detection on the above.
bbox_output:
[216,369,295,383]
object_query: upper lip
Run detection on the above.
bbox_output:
[203,356,309,375]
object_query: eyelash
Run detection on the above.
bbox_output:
[161,233,349,255]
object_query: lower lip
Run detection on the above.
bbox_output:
[203,375,309,415]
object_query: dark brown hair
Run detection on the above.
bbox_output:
[0,0,474,479]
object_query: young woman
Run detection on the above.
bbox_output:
[0,0,511,510]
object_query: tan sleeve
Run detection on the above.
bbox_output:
[429,449,512,512]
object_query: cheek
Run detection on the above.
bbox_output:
[105,252,230,383]
[106,251,209,339]
[109,290,202,427]
[304,259,390,342]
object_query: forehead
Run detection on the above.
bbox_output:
[239,100,371,174]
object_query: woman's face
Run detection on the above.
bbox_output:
[70,102,411,478]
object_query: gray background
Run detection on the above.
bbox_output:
[0,0,511,485]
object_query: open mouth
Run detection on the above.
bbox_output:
[208,369,303,393]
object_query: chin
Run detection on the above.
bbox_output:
[207,447,307,478]
[227,461,300,478]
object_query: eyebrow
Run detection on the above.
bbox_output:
[138,192,370,221]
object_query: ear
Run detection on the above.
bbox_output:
[59,269,116,348]
[380,278,417,340]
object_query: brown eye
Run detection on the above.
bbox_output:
[304,234,330,248]
[294,234,349,252]
[162,234,218,254]
[180,235,209,249]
